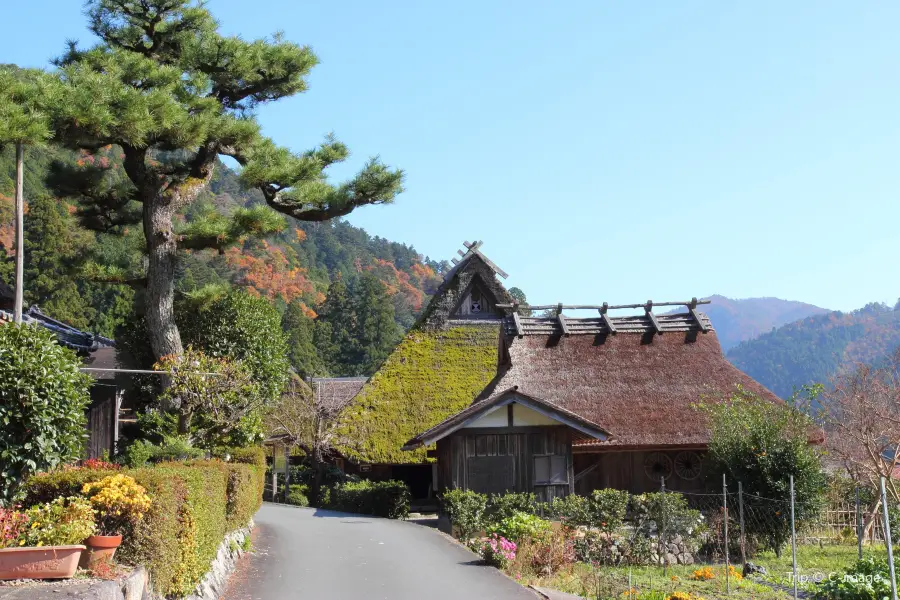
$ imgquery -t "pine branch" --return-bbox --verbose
[176,205,286,252]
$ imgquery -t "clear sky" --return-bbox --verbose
[3,1,898,312]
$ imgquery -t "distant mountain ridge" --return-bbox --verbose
[726,302,900,398]
[694,294,830,352]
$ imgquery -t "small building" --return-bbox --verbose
[403,301,788,499]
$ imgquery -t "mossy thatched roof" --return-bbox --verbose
[335,324,501,463]
[335,248,512,464]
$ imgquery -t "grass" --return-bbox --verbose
[516,543,893,599]
[519,563,787,600]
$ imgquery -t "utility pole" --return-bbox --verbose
[14,142,25,323]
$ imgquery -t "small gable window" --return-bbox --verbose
[534,455,568,485]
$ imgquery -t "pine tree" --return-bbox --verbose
[44,0,403,360]
[350,273,402,375]
[282,299,328,379]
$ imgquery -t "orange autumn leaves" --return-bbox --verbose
[225,241,321,316]
[225,236,439,320]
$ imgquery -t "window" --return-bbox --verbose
[534,455,567,485]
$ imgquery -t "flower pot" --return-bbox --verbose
[80,535,123,569]
[0,545,85,580]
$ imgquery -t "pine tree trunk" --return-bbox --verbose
[143,196,183,360]
[13,143,25,324]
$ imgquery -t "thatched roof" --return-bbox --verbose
[335,244,512,464]
[479,311,784,450]
[406,308,785,452]
[309,377,368,405]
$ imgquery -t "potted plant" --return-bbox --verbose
[81,474,151,567]
[0,497,95,580]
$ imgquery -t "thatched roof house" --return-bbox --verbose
[334,241,790,500]
[335,242,513,494]
[404,302,788,498]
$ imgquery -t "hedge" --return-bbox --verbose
[327,480,411,519]
[24,454,263,597]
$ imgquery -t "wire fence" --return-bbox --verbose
[637,476,900,600]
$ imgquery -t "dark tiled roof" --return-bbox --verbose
[0,306,115,352]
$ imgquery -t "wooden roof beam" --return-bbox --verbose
[645,300,662,335]
[688,297,710,333]
[557,309,570,336]
[599,302,617,334]
[496,299,711,310]
[512,310,525,337]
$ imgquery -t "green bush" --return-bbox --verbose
[816,557,893,600]
[327,480,410,519]
[0,324,93,503]
[23,458,263,597]
[702,386,825,555]
[546,489,629,532]
[287,485,310,507]
[441,489,487,540]
[630,492,704,551]
[486,510,551,543]
[486,492,537,524]
[122,438,206,467]
[179,290,289,406]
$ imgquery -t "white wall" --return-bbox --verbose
[460,398,563,428]
[513,402,560,426]
[462,405,508,428]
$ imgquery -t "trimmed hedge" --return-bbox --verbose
[327,480,411,519]
[24,454,263,597]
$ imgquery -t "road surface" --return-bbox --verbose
[221,503,537,600]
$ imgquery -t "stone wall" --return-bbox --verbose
[183,521,253,600]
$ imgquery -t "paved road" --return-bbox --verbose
[221,503,537,600]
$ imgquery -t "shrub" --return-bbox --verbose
[588,489,629,532]
[630,492,705,552]
[287,486,310,507]
[701,386,826,556]
[22,459,263,597]
[511,523,576,577]
[20,496,96,546]
[83,474,152,535]
[487,511,551,543]
[816,557,893,600]
[486,492,537,524]
[547,489,629,531]
[0,324,93,503]
[479,533,517,568]
[121,437,206,468]
[178,290,289,407]
[327,480,410,519]
[0,508,28,548]
[441,489,487,540]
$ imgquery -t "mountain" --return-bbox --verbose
[726,302,900,398]
[698,294,830,351]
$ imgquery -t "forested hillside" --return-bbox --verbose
[726,301,900,398]
[695,294,829,351]
[1,145,446,377]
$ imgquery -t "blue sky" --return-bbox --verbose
[3,1,899,312]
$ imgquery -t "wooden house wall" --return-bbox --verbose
[573,450,707,495]
[85,385,120,459]
[436,426,573,501]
